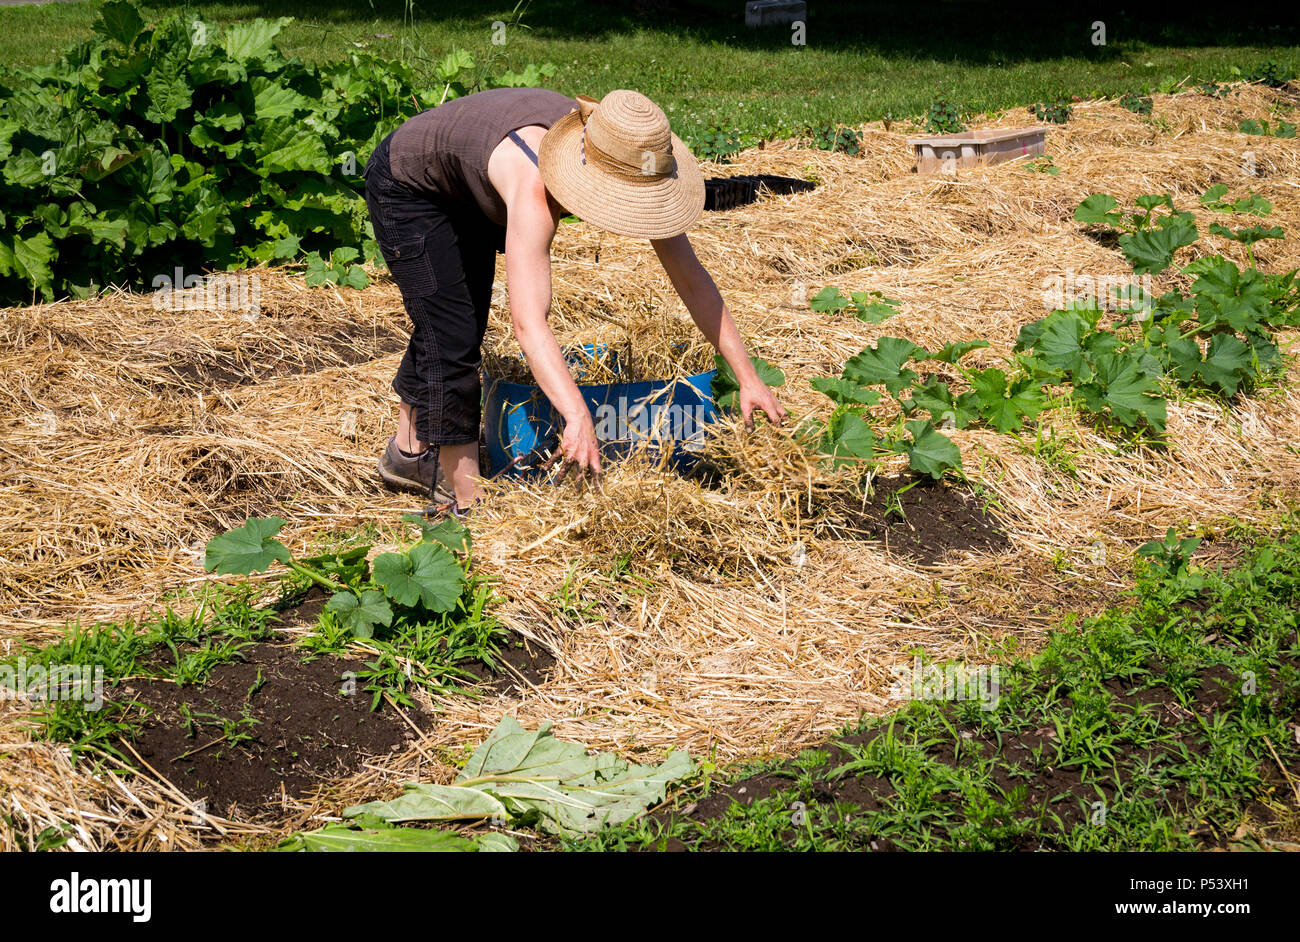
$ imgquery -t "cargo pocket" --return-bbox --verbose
[382,233,437,300]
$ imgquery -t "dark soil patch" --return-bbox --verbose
[459,636,558,696]
[161,326,407,392]
[657,731,898,852]
[1080,228,1122,251]
[275,586,557,697]
[116,644,411,819]
[1191,539,1249,569]
[273,585,333,630]
[819,475,1010,565]
[110,582,561,817]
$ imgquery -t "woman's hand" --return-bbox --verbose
[739,381,788,430]
[558,410,603,477]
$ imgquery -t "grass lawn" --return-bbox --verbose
[1,1,1297,141]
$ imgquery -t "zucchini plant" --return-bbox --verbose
[806,187,1297,460]
[810,285,900,323]
[1073,192,1200,275]
[204,514,472,640]
[803,334,992,480]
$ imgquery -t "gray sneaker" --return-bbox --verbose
[378,437,455,503]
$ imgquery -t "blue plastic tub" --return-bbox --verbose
[482,351,718,477]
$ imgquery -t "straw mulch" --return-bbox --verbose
[2,84,1298,849]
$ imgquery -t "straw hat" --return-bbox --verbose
[538,90,705,240]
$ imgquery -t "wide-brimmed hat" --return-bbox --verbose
[538,90,704,240]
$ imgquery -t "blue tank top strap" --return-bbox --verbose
[507,129,540,166]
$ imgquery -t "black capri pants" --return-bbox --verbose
[363,133,504,446]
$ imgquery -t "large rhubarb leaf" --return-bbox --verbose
[343,717,695,837]
[345,783,507,823]
[279,824,478,852]
[223,16,292,63]
[94,0,146,47]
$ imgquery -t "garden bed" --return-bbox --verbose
[818,476,1010,565]
[2,79,1299,851]
[119,644,408,819]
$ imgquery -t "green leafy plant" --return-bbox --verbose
[1198,184,1272,218]
[0,2,554,304]
[1244,60,1294,89]
[1018,188,1296,434]
[960,367,1051,434]
[691,126,746,162]
[923,100,965,135]
[303,247,369,289]
[204,516,468,639]
[809,123,863,156]
[1024,155,1059,175]
[1073,192,1199,275]
[817,408,879,468]
[1239,118,1297,139]
[804,184,1294,463]
[1119,93,1153,115]
[1136,526,1202,578]
[810,285,900,323]
[1016,304,1166,434]
[1029,97,1072,124]
[805,336,1005,480]
[902,419,962,478]
[1154,75,1184,96]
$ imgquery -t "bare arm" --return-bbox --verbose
[652,234,787,426]
[490,127,602,471]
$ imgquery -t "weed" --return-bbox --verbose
[923,100,965,135]
[1029,97,1073,123]
[1239,118,1297,138]
[1245,60,1294,88]
[691,127,746,162]
[1136,526,1202,579]
[1024,155,1059,175]
[809,123,863,155]
[1119,92,1153,114]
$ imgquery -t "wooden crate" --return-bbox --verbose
[907,128,1047,175]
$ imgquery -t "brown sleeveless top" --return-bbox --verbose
[389,87,577,227]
